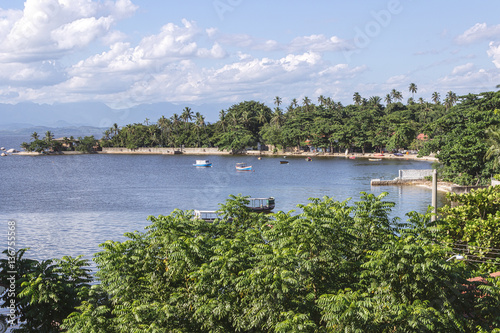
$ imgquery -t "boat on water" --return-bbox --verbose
[348,156,356,159]
[236,163,252,171]
[246,197,275,213]
[305,157,312,161]
[369,158,382,161]
[280,160,289,164]
[193,210,223,222]
[193,159,212,167]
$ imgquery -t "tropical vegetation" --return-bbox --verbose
[20,88,500,185]
[1,189,500,332]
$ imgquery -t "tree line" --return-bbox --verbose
[21,131,97,154]
[20,87,500,185]
[2,188,500,332]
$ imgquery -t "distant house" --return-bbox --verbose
[467,271,500,283]
[53,137,78,149]
[416,133,429,141]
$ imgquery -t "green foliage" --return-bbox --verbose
[438,186,500,273]
[75,135,97,153]
[7,192,500,332]
[421,91,500,185]
[0,250,92,332]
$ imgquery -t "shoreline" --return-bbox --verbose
[11,148,438,162]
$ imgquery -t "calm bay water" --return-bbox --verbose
[0,145,445,263]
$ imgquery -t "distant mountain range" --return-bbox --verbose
[0,101,229,132]
[0,125,107,138]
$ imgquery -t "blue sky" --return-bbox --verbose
[0,0,499,123]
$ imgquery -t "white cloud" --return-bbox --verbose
[214,32,350,54]
[437,68,499,91]
[456,23,500,44]
[451,63,475,75]
[0,0,136,62]
[289,34,350,53]
[488,41,500,68]
[52,16,113,49]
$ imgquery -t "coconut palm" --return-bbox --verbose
[31,132,39,141]
[446,91,457,106]
[432,92,440,105]
[353,92,362,106]
[270,107,284,128]
[256,108,268,125]
[218,110,227,132]
[369,96,382,107]
[44,131,54,145]
[194,112,206,147]
[181,107,193,123]
[408,83,417,98]
[384,94,392,105]
[318,95,327,106]
[390,89,403,102]
[274,96,282,108]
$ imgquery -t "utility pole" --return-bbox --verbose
[431,169,437,221]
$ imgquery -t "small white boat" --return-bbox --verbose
[193,159,212,167]
[369,158,382,161]
[193,210,222,222]
[236,163,252,171]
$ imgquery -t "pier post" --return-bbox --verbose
[431,169,437,221]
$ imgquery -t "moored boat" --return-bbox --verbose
[369,158,382,161]
[280,160,289,164]
[236,163,252,171]
[305,157,312,161]
[193,210,229,222]
[193,159,212,167]
[246,197,275,213]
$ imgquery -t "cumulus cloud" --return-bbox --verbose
[0,0,137,62]
[456,23,500,44]
[213,32,349,54]
[451,63,475,75]
[488,41,500,68]
[289,34,350,53]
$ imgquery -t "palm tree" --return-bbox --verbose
[218,110,227,132]
[384,94,392,105]
[274,96,282,108]
[485,126,500,169]
[270,107,284,128]
[318,95,326,106]
[31,132,39,141]
[446,91,457,106]
[44,131,54,144]
[432,92,441,105]
[302,96,311,111]
[353,92,362,106]
[171,113,181,145]
[256,108,268,125]
[181,107,193,123]
[408,83,417,98]
[194,112,205,147]
[369,96,382,107]
[390,89,403,102]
